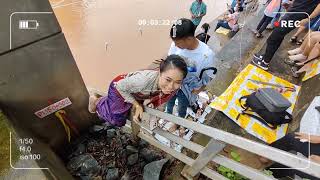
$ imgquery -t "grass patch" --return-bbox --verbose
[0,111,19,176]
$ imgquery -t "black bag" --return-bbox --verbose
[236,92,292,129]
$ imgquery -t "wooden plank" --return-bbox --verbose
[213,155,276,180]
[130,108,140,142]
[131,120,140,142]
[153,127,204,154]
[154,127,275,179]
[201,167,228,180]
[182,138,225,177]
[138,132,227,180]
[144,107,320,178]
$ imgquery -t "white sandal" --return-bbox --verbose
[289,54,307,61]
[287,48,302,55]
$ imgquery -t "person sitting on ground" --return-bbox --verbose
[215,7,240,32]
[291,42,320,77]
[260,101,320,179]
[166,18,215,135]
[290,12,320,45]
[286,31,320,64]
[260,132,320,179]
[251,0,319,71]
[88,55,188,126]
[196,23,211,44]
[190,0,207,28]
[253,0,289,38]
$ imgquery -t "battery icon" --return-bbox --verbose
[19,20,39,29]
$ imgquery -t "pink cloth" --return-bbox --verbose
[264,0,282,17]
[227,12,240,31]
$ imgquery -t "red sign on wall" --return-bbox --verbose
[34,98,72,118]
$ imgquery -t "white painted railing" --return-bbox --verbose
[88,88,320,179]
[129,106,320,180]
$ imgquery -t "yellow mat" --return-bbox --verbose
[215,27,230,35]
[210,64,301,144]
[302,59,320,82]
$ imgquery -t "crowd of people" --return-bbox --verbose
[88,0,320,179]
[252,0,320,72]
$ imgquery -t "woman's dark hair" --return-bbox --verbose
[201,23,210,34]
[170,18,196,40]
[160,55,188,78]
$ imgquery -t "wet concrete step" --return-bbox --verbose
[206,4,270,97]
[205,0,263,53]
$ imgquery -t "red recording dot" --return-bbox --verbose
[274,21,280,27]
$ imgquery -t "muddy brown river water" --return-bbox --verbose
[50,0,228,90]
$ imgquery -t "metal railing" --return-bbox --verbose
[128,106,320,180]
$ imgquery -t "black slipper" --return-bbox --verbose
[296,39,304,45]
[289,36,297,43]
[256,33,263,38]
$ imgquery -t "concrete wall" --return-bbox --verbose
[0,0,97,179]
[0,0,61,54]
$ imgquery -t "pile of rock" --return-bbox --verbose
[66,123,165,180]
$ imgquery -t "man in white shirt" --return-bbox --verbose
[166,18,215,132]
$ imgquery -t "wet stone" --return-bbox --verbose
[140,160,147,169]
[139,139,149,148]
[115,137,122,147]
[107,129,116,138]
[143,159,169,180]
[126,145,138,155]
[121,135,127,143]
[120,171,130,180]
[127,153,139,166]
[67,123,164,179]
[91,125,104,132]
[119,149,127,159]
[116,129,121,137]
[106,160,116,168]
[87,140,98,148]
[140,148,160,163]
[105,168,119,180]
[101,166,108,175]
[67,154,101,176]
[102,122,113,130]
[74,143,86,156]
